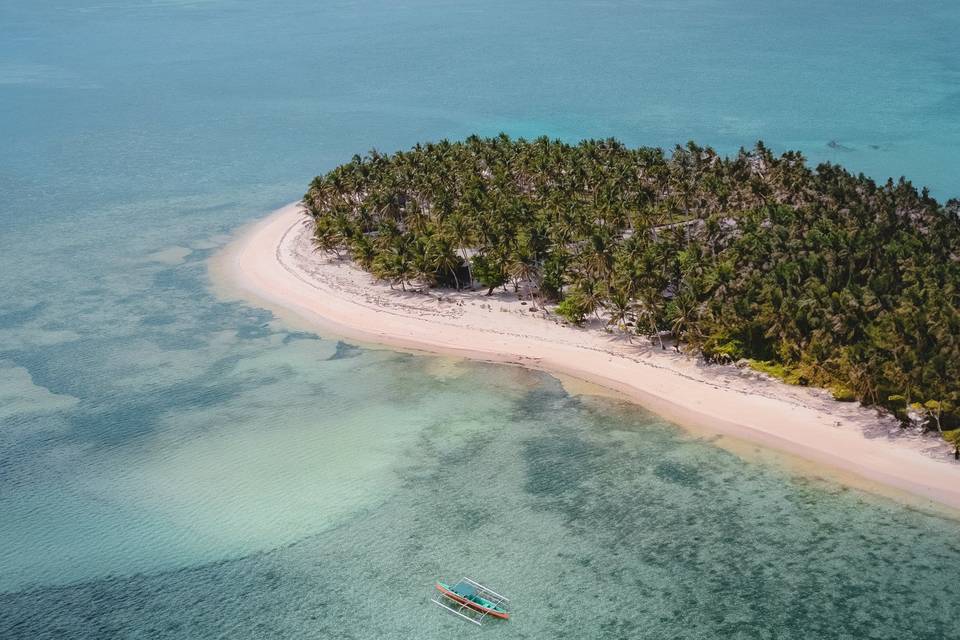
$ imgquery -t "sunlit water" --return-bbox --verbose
[1,1,959,638]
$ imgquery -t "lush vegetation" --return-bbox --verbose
[304,135,960,436]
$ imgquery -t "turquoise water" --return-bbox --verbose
[1,1,958,637]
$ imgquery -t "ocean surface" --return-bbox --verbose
[1,1,959,638]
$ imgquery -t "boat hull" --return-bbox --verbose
[434,583,509,619]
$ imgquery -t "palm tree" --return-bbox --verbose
[635,290,666,350]
[669,287,702,350]
[605,287,634,334]
[312,217,344,258]
[428,236,463,290]
[445,212,476,289]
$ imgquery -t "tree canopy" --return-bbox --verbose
[303,134,960,434]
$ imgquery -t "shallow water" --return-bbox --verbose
[1,1,959,638]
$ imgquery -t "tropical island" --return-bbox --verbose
[304,135,960,446]
[214,135,960,509]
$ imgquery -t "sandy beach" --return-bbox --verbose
[211,203,960,511]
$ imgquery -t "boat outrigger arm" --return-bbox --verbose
[431,577,510,625]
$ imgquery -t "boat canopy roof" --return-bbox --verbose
[451,582,476,598]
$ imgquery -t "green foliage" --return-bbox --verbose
[540,250,570,301]
[924,399,952,413]
[749,360,795,382]
[830,386,857,402]
[701,335,744,364]
[471,252,508,294]
[304,134,960,426]
[555,291,592,325]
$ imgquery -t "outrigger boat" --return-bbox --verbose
[432,577,509,625]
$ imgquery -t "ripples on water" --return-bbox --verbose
[3,361,960,638]
[2,0,959,638]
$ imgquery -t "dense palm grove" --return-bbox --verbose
[304,135,960,439]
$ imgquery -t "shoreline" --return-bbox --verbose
[210,203,960,513]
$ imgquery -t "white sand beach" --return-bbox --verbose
[211,203,960,511]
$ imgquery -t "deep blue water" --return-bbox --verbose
[1,1,959,638]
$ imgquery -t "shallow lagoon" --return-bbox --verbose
[4,351,960,638]
[2,1,959,637]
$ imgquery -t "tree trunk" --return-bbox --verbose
[460,245,474,290]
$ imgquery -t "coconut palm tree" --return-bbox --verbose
[427,236,463,290]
